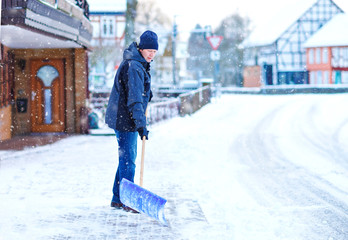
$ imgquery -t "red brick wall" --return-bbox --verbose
[306,47,332,84]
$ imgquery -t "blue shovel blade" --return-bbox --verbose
[120,178,168,225]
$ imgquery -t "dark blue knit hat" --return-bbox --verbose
[139,30,158,50]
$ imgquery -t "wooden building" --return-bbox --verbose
[0,0,93,141]
[304,13,348,84]
[242,0,343,86]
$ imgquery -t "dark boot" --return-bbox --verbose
[122,205,139,214]
[111,202,123,209]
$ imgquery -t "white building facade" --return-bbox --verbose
[88,0,126,93]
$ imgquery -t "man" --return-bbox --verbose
[105,30,158,213]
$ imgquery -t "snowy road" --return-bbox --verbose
[0,94,348,239]
[226,95,348,239]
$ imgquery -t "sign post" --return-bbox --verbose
[207,36,223,84]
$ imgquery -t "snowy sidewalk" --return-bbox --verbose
[0,134,210,240]
[1,94,348,239]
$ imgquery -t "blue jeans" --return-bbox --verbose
[112,130,138,204]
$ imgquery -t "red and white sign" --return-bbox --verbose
[207,36,223,50]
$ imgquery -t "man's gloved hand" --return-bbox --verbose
[137,127,149,140]
[149,90,153,102]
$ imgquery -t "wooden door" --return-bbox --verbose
[30,59,65,132]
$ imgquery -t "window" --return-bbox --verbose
[317,71,322,84]
[322,48,328,64]
[103,19,107,36]
[316,48,321,64]
[109,19,114,35]
[342,71,348,84]
[323,71,329,84]
[310,71,316,84]
[36,66,59,124]
[344,48,348,68]
[101,16,115,37]
[332,47,339,67]
[331,47,348,68]
[309,49,314,64]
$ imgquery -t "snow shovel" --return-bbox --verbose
[119,135,168,225]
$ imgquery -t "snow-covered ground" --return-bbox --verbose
[0,94,348,239]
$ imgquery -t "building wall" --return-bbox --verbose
[11,48,88,136]
[243,0,343,85]
[0,106,12,141]
[0,44,14,141]
[89,13,125,92]
[306,47,332,84]
[306,46,348,84]
[74,48,89,133]
[243,66,261,87]
[244,45,277,85]
[90,14,126,47]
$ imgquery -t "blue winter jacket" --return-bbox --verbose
[105,42,152,132]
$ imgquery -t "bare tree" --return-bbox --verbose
[215,12,251,86]
[187,24,213,80]
[125,0,138,47]
[136,0,171,30]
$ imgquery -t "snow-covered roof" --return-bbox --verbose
[241,0,317,48]
[88,0,126,12]
[303,13,348,48]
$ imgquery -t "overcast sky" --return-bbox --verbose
[157,0,348,32]
[88,0,348,41]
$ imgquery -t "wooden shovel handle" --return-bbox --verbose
[140,136,146,187]
[139,108,148,187]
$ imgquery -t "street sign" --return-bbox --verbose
[207,36,223,50]
[210,50,221,61]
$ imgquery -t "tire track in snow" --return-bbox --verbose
[296,98,348,171]
[231,95,348,239]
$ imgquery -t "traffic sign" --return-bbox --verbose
[207,36,223,50]
[210,50,221,61]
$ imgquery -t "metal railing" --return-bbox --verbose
[148,85,212,125]
[87,85,213,130]
[147,99,180,125]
